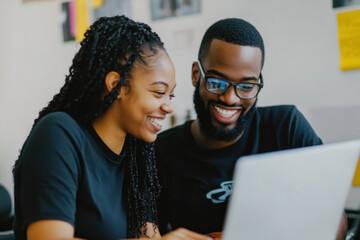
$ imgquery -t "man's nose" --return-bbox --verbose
[219,86,239,105]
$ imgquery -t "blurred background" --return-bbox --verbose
[1,0,360,212]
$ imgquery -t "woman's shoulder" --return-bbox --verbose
[17,112,86,176]
[35,112,82,131]
[37,111,78,126]
[31,112,86,142]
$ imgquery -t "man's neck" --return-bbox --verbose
[190,119,243,150]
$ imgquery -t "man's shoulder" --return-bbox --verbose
[254,104,311,130]
[158,120,192,141]
[257,105,298,114]
[255,105,322,146]
[155,121,193,160]
[256,105,302,121]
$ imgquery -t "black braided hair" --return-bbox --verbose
[198,18,265,69]
[14,15,163,238]
[34,15,164,126]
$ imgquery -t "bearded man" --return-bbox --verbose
[155,18,347,240]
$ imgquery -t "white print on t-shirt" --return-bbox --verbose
[206,181,233,203]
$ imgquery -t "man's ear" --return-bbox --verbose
[104,71,121,94]
[191,61,200,87]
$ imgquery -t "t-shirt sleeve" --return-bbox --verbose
[17,115,81,230]
[287,106,323,147]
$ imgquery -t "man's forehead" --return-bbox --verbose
[205,40,262,70]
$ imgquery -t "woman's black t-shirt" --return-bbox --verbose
[14,112,128,240]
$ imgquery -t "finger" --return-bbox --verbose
[174,228,213,240]
[205,232,223,239]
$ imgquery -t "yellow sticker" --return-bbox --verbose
[337,9,360,70]
[75,0,89,42]
[92,0,104,8]
[353,157,360,186]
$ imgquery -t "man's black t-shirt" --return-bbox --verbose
[155,105,322,234]
[14,112,128,240]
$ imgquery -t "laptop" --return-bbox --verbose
[222,140,360,240]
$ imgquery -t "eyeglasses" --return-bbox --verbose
[197,60,264,100]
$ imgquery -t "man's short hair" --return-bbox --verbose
[198,18,265,68]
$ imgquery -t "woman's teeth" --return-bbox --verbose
[149,117,163,127]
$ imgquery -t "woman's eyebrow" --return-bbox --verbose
[151,81,169,87]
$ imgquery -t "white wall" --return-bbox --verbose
[0,0,79,198]
[1,0,360,209]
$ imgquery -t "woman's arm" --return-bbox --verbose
[139,223,212,240]
[28,220,212,240]
[155,228,213,240]
[143,222,161,238]
[27,220,83,240]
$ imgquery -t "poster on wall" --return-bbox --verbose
[353,157,360,186]
[61,0,131,42]
[23,0,54,2]
[93,0,131,21]
[60,0,89,42]
[337,9,360,70]
[333,0,360,8]
[151,0,201,21]
[61,1,75,42]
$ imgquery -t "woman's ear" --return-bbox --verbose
[104,71,121,94]
[191,61,200,87]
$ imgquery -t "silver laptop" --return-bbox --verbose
[223,140,360,240]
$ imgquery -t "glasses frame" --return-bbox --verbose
[196,60,264,100]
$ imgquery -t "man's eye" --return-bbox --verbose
[155,92,165,95]
[208,79,228,91]
[238,83,255,92]
[170,94,175,100]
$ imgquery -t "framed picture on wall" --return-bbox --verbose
[23,0,54,2]
[93,0,131,21]
[61,1,75,42]
[333,0,360,8]
[60,0,131,42]
[151,0,201,21]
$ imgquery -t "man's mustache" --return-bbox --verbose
[207,100,244,108]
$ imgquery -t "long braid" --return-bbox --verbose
[14,15,163,238]
[142,141,161,235]
[127,136,141,237]
[126,136,161,238]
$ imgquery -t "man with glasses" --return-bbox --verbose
[155,18,347,239]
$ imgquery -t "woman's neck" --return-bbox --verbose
[92,113,126,155]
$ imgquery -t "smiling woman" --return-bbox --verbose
[12,15,210,240]
[109,51,176,143]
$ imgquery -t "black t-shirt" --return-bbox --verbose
[155,105,323,234]
[14,112,128,240]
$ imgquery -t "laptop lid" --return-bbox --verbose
[222,140,360,240]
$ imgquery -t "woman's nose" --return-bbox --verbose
[161,99,174,114]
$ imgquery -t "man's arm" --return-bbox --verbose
[336,211,348,240]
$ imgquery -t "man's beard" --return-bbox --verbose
[193,80,256,142]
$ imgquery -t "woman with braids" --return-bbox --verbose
[13,16,211,240]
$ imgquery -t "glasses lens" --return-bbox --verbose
[236,83,260,99]
[206,78,229,94]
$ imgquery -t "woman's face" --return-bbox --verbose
[116,50,176,142]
